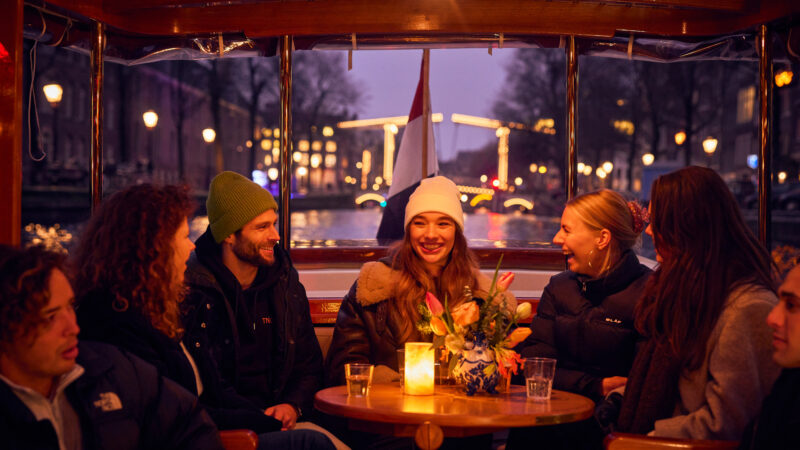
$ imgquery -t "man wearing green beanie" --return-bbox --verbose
[183,171,324,434]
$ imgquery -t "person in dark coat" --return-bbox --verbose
[740,264,800,450]
[72,184,333,450]
[182,172,326,435]
[0,244,222,450]
[508,189,652,450]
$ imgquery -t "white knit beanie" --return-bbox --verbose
[404,176,464,230]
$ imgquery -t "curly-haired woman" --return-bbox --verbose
[73,184,333,450]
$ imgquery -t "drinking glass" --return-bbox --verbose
[524,357,556,402]
[345,363,374,397]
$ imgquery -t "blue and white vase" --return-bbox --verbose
[453,332,500,396]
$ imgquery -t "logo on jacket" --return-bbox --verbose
[604,317,623,324]
[93,392,123,412]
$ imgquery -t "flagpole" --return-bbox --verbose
[421,49,430,179]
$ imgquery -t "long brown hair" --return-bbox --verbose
[636,166,775,371]
[388,224,479,342]
[73,184,193,340]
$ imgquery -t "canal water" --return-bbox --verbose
[29,208,658,258]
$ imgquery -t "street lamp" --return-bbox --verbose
[43,83,63,161]
[142,110,158,174]
[642,153,655,166]
[602,161,614,173]
[674,131,686,146]
[702,136,718,167]
[202,128,216,185]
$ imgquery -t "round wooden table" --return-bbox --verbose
[315,383,594,444]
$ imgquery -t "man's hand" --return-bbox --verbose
[264,403,299,430]
[601,376,627,396]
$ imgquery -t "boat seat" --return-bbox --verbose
[219,430,258,450]
[604,432,738,450]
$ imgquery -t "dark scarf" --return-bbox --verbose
[616,338,682,433]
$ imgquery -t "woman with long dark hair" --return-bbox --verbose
[617,166,780,440]
[73,184,333,450]
[324,176,516,386]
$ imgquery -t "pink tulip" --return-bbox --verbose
[430,316,448,336]
[496,272,515,292]
[425,292,444,316]
[451,301,480,326]
[506,327,532,347]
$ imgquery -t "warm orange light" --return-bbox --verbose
[702,137,718,155]
[776,70,794,87]
[674,131,686,146]
[404,342,434,395]
[142,110,158,129]
[202,128,216,143]
[42,83,63,105]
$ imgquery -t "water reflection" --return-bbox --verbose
[188,210,561,249]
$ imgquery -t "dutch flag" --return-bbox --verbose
[376,54,439,244]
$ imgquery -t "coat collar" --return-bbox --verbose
[572,250,648,303]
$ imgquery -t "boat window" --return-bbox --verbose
[18,43,799,264]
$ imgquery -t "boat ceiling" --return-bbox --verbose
[24,0,800,63]
[34,0,796,38]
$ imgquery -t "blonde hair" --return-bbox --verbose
[567,190,642,272]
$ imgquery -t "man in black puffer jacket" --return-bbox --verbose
[184,172,323,431]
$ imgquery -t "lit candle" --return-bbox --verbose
[404,342,434,395]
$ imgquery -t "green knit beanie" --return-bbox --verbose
[207,171,278,243]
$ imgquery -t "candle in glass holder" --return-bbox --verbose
[404,342,434,395]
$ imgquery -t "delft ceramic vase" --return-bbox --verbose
[453,332,500,396]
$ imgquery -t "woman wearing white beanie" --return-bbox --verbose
[325,176,516,384]
[324,175,515,447]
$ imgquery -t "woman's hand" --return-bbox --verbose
[601,376,627,396]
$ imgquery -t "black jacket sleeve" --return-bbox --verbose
[109,346,223,450]
[323,281,374,387]
[519,284,603,399]
[276,269,325,416]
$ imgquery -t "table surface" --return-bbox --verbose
[314,383,595,435]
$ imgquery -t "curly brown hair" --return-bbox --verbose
[0,245,66,348]
[72,184,193,340]
[388,225,479,342]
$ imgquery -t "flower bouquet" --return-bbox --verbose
[417,258,533,395]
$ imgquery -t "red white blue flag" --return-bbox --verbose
[376,56,438,244]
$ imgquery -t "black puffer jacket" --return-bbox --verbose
[324,260,515,387]
[184,229,323,416]
[77,291,282,434]
[518,250,651,402]
[0,341,221,450]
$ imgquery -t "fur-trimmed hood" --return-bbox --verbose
[354,260,517,311]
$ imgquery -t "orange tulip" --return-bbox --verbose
[430,316,448,336]
[506,327,532,347]
[451,301,480,326]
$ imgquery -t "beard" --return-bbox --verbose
[232,235,277,267]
